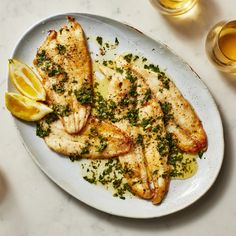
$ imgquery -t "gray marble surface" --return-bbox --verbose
[0,0,236,235]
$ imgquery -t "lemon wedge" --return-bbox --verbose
[5,92,52,121]
[9,59,46,101]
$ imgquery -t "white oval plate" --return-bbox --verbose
[9,13,224,218]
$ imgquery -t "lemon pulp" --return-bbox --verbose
[9,59,46,101]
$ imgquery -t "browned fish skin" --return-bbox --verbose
[43,116,132,159]
[132,65,207,154]
[34,17,92,134]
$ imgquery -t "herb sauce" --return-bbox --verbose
[80,159,133,199]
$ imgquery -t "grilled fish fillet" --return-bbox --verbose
[34,16,92,134]
[100,63,170,203]
[131,64,207,154]
[43,116,132,159]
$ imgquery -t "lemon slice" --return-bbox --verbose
[5,92,52,121]
[9,59,46,101]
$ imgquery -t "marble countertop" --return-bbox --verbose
[0,0,236,235]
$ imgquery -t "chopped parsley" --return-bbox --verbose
[126,70,137,83]
[144,63,160,73]
[140,117,153,130]
[152,124,161,133]
[102,60,108,66]
[124,53,133,63]
[94,92,117,122]
[97,136,108,152]
[83,174,97,184]
[36,123,50,138]
[133,55,139,61]
[75,86,93,105]
[44,111,59,124]
[36,50,69,79]
[35,50,48,67]
[96,36,103,46]
[81,144,90,155]
[198,150,205,159]
[166,134,190,178]
[125,108,139,126]
[52,82,65,94]
[123,165,134,177]
[56,44,66,55]
[158,72,170,90]
[52,104,71,117]
[160,102,173,124]
[142,88,152,104]
[142,57,147,62]
[157,137,169,156]
[115,37,119,45]
[89,127,99,137]
[136,134,143,146]
[69,154,82,162]
[129,83,138,97]
[48,66,63,77]
[81,159,132,199]
[144,63,170,89]
[116,67,124,74]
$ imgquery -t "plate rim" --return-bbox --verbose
[8,12,225,219]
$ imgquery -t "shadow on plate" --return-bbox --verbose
[150,0,220,39]
[0,170,8,204]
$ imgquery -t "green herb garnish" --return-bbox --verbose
[97,136,108,152]
[52,83,65,94]
[125,108,139,126]
[142,88,152,104]
[160,102,173,124]
[36,123,50,138]
[52,104,71,117]
[96,36,103,46]
[75,86,93,105]
[115,37,119,45]
[198,151,204,159]
[136,134,143,146]
[124,53,133,63]
[56,44,66,55]
[36,50,48,66]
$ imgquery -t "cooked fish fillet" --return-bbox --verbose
[43,116,132,159]
[100,65,152,199]
[34,16,92,134]
[132,64,207,154]
[100,64,170,203]
[135,73,170,204]
[114,121,153,200]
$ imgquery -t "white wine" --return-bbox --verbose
[152,0,197,16]
[206,20,236,73]
[218,27,236,61]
